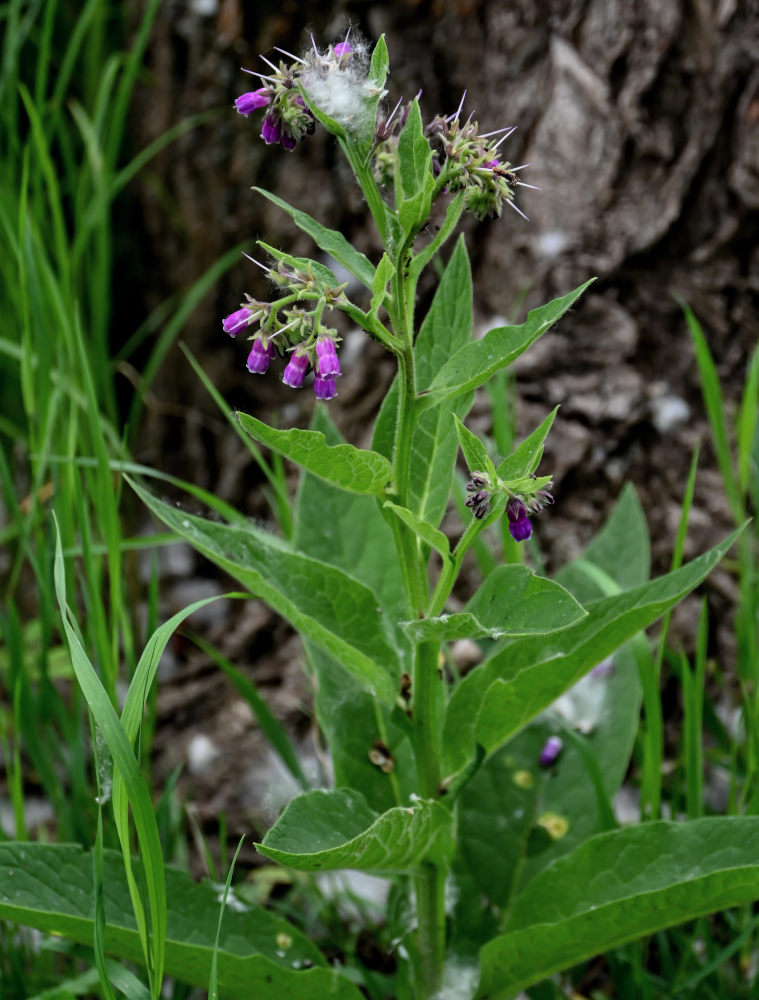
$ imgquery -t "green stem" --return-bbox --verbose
[414,863,446,997]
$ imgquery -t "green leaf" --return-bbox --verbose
[0,843,363,1000]
[361,35,390,150]
[556,484,650,599]
[384,502,450,558]
[442,526,744,778]
[407,236,475,525]
[368,35,389,92]
[415,236,472,391]
[403,566,585,643]
[421,280,595,406]
[371,252,394,316]
[53,525,167,991]
[683,302,743,521]
[258,789,453,873]
[128,478,400,702]
[476,818,759,999]
[454,415,491,476]
[252,189,375,290]
[397,99,432,199]
[410,193,465,281]
[256,241,338,291]
[293,410,414,814]
[459,727,552,909]
[236,413,394,496]
[496,407,559,480]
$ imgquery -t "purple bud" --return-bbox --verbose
[333,41,352,57]
[280,132,297,152]
[484,159,500,169]
[507,498,532,542]
[314,376,337,400]
[222,308,250,337]
[246,339,273,374]
[282,350,309,388]
[261,115,282,145]
[539,736,563,768]
[466,472,489,491]
[235,89,271,116]
[315,337,341,378]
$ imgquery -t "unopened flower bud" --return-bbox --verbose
[466,472,489,491]
[282,349,310,388]
[333,41,352,57]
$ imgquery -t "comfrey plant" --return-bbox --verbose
[128,34,753,1000]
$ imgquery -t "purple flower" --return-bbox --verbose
[261,115,282,145]
[280,132,297,152]
[235,89,271,116]
[539,736,564,768]
[246,339,273,374]
[282,350,309,388]
[333,41,352,57]
[507,498,532,542]
[222,308,250,337]
[314,376,337,400]
[315,337,341,378]
[484,158,500,169]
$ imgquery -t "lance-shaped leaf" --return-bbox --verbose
[420,280,595,407]
[237,413,394,496]
[496,407,559,480]
[129,478,399,701]
[454,415,493,479]
[293,411,414,813]
[404,566,585,642]
[397,99,432,199]
[476,818,759,999]
[384,501,450,559]
[258,789,454,872]
[252,189,375,290]
[0,843,364,1000]
[406,236,475,524]
[442,526,744,777]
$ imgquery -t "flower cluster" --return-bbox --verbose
[425,96,537,220]
[465,470,554,542]
[223,259,345,400]
[234,32,378,152]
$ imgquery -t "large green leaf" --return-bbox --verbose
[293,410,414,812]
[403,566,585,642]
[129,478,399,702]
[252,188,375,290]
[408,236,475,525]
[476,818,759,999]
[258,789,453,872]
[236,413,394,496]
[442,527,743,777]
[0,843,362,1000]
[556,483,650,598]
[420,280,595,406]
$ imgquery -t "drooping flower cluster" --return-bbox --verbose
[222,256,346,400]
[465,470,554,542]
